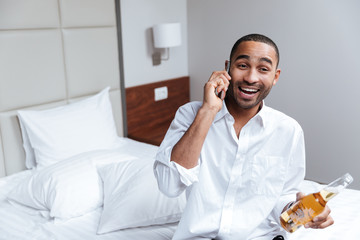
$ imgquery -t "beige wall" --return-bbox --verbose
[187,0,360,189]
[120,0,188,88]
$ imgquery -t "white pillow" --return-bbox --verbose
[97,158,186,234]
[18,117,36,169]
[7,149,134,221]
[17,87,122,169]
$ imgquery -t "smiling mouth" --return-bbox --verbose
[239,87,260,95]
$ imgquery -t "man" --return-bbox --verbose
[154,34,333,239]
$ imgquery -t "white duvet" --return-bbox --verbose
[0,138,359,240]
[0,138,179,240]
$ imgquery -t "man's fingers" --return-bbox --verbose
[208,71,230,97]
[223,67,231,79]
[209,70,231,84]
[305,216,334,229]
[313,206,331,222]
[305,206,334,229]
[202,68,231,111]
[317,216,334,229]
[213,74,230,88]
[204,69,231,105]
[296,192,306,201]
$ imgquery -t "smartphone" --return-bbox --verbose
[226,61,231,74]
[215,61,230,99]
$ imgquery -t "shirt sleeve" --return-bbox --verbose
[271,127,306,225]
[153,102,201,198]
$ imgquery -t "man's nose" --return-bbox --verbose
[244,68,259,84]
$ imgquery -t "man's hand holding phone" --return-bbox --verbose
[203,61,231,113]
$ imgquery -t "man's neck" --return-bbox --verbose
[225,97,262,137]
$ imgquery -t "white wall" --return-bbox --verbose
[187,0,360,189]
[120,0,188,88]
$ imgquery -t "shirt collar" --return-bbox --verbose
[214,100,267,128]
[255,101,267,128]
[213,100,231,123]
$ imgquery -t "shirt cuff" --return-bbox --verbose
[156,145,200,187]
[172,161,200,186]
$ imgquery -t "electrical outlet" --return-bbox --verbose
[154,86,168,101]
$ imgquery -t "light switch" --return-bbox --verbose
[154,86,168,101]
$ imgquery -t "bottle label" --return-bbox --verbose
[289,207,315,224]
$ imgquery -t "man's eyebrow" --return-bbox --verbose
[234,55,273,66]
[260,57,273,66]
[234,55,250,61]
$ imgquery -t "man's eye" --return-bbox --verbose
[238,64,247,69]
[260,67,269,72]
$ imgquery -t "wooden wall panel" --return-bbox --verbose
[126,76,189,146]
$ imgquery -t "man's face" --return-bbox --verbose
[227,41,280,110]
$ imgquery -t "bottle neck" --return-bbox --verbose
[319,188,338,202]
[320,173,353,202]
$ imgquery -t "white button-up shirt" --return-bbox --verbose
[154,101,305,240]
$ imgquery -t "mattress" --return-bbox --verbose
[0,138,178,240]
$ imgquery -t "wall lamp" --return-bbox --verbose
[152,22,181,66]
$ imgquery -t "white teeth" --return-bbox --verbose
[242,88,258,92]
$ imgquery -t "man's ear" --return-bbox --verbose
[273,68,281,86]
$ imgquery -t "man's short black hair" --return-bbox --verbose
[230,33,280,68]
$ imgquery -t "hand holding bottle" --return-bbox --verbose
[295,192,333,229]
[280,173,353,233]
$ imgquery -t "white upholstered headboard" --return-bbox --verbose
[0,0,124,176]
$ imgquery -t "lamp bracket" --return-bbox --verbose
[152,48,170,66]
[152,52,161,66]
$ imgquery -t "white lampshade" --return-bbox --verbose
[153,23,181,48]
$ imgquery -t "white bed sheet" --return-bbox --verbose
[1,138,359,240]
[0,138,178,240]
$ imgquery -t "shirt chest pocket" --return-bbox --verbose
[249,155,286,196]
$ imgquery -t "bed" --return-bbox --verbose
[0,0,359,240]
[0,137,181,240]
[0,136,359,240]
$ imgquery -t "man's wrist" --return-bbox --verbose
[199,104,220,117]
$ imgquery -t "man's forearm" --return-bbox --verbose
[171,106,217,169]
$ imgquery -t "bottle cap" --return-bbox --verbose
[344,173,353,185]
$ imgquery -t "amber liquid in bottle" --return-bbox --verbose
[280,173,353,233]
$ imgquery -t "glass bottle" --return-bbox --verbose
[280,173,353,233]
